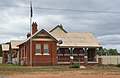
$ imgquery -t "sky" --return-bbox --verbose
[0,0,120,52]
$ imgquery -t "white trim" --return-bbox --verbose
[79,54,85,56]
[64,54,70,56]
[88,62,98,63]
[35,53,42,55]
[73,54,78,56]
[33,39,54,41]
[43,53,50,55]
[84,56,88,58]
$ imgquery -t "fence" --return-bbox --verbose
[21,57,98,66]
[100,56,120,65]
[0,57,2,64]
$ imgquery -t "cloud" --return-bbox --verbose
[97,35,120,45]
[97,35,120,52]
[0,0,120,52]
[33,14,65,28]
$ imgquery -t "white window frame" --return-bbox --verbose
[43,44,50,55]
[35,44,42,55]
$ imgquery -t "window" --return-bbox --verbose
[36,44,41,53]
[44,44,49,53]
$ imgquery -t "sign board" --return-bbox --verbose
[70,56,74,60]
[58,40,63,44]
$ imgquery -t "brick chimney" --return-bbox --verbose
[32,22,38,35]
[59,24,63,29]
[27,32,31,38]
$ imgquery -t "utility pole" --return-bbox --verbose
[30,1,33,66]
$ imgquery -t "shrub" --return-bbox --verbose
[69,62,80,68]
[0,52,2,57]
[116,64,120,67]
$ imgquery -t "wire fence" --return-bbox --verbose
[2,57,98,66]
[22,57,97,66]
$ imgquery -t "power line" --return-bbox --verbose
[0,4,120,14]
[35,7,120,13]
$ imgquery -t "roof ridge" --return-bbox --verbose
[68,32,91,33]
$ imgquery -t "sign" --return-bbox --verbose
[58,40,63,44]
[70,56,74,60]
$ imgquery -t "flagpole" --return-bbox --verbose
[30,1,32,66]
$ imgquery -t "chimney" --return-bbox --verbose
[32,22,38,35]
[59,24,63,29]
[27,32,31,38]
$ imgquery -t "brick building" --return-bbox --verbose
[18,22,102,66]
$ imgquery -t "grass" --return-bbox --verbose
[0,64,120,75]
[0,64,75,75]
[0,64,20,66]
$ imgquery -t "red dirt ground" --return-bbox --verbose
[9,71,120,78]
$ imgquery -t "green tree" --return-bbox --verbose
[109,49,118,55]
[97,47,103,56]
[97,48,118,56]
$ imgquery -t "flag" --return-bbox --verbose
[30,1,33,17]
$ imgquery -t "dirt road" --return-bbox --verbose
[8,71,120,78]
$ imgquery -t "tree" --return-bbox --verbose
[97,48,118,56]
[97,47,103,56]
[109,49,118,55]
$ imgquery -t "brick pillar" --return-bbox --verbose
[83,48,88,66]
[2,52,5,63]
[98,56,102,65]
[84,56,88,66]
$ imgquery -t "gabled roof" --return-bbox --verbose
[49,25,67,33]
[19,29,58,46]
[10,40,23,49]
[2,44,10,51]
[48,24,101,48]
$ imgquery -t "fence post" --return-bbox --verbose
[79,58,80,66]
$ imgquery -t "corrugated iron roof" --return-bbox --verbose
[2,44,10,51]
[49,25,67,33]
[51,32,101,48]
[18,24,102,48]
[49,26,101,48]
[10,40,23,49]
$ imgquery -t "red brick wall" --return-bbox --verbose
[32,41,57,66]
[19,40,57,66]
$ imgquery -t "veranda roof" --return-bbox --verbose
[2,44,10,51]
[10,40,23,49]
[49,26,101,48]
